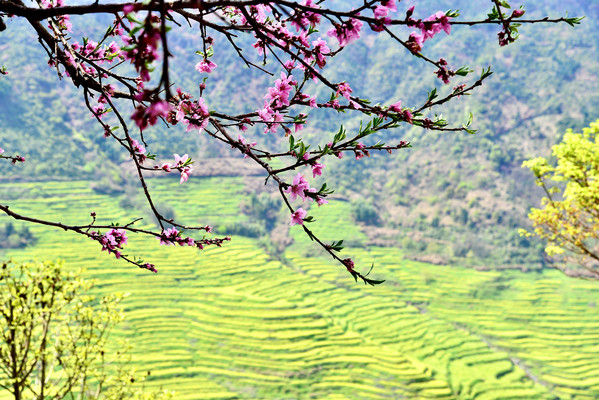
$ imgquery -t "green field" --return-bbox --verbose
[2,178,599,399]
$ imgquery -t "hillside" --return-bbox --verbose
[1,1,598,269]
[2,179,599,399]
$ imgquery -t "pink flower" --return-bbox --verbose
[129,139,147,163]
[406,32,424,53]
[257,107,273,121]
[285,173,311,201]
[148,100,170,120]
[369,17,392,32]
[98,228,128,258]
[241,4,270,24]
[355,143,369,160]
[312,38,330,68]
[141,263,157,273]
[171,154,192,183]
[131,100,170,131]
[264,71,296,108]
[388,101,413,122]
[291,0,321,31]
[113,26,124,36]
[389,101,402,112]
[180,166,192,183]
[158,227,179,246]
[130,139,145,154]
[512,9,525,18]
[175,96,210,134]
[419,11,451,42]
[195,59,217,73]
[123,4,137,14]
[342,258,355,272]
[252,39,266,56]
[290,208,307,226]
[374,5,391,19]
[312,163,325,177]
[0,148,4,154]
[105,228,128,247]
[108,41,121,56]
[174,153,188,166]
[355,143,370,160]
[92,104,105,119]
[327,18,363,47]
[238,134,257,158]
[336,82,353,100]
[382,0,397,12]
[283,60,295,70]
[435,58,453,84]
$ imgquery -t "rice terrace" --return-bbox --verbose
[2,179,599,399]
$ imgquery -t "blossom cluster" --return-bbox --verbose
[157,227,194,246]
[131,98,170,131]
[258,72,297,134]
[129,139,147,163]
[41,0,71,32]
[172,89,210,134]
[154,153,193,184]
[405,8,452,54]
[95,228,128,259]
[122,11,162,82]
[156,226,229,251]
[285,173,328,226]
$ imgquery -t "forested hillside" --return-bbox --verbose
[1,0,598,269]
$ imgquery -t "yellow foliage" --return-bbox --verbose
[523,119,599,275]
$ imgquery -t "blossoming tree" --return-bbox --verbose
[0,0,581,284]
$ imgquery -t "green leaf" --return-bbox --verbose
[455,66,473,76]
[330,240,344,252]
[427,88,438,103]
[363,277,385,286]
[480,66,493,80]
[565,15,585,27]
[446,9,460,18]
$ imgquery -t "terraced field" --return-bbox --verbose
[2,179,599,399]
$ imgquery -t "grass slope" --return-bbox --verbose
[2,178,599,399]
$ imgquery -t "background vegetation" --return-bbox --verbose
[2,179,599,399]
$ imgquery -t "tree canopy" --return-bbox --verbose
[523,120,599,278]
[0,259,172,400]
[0,0,582,283]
